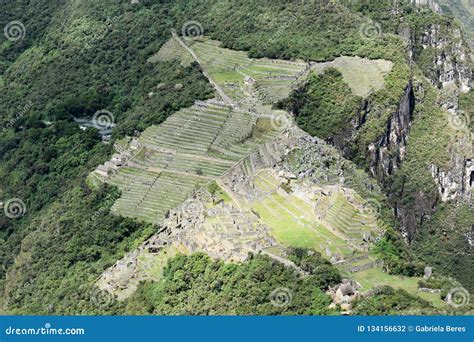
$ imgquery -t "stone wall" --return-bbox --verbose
[348,260,383,273]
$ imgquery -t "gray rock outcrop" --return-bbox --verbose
[368,82,415,182]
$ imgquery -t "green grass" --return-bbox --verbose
[253,171,281,191]
[322,192,378,237]
[253,200,327,249]
[251,190,350,256]
[213,71,244,83]
[248,170,380,260]
[138,245,182,281]
[191,39,307,104]
[324,56,393,97]
[100,99,280,223]
[207,181,232,203]
[350,267,447,308]
[192,38,393,106]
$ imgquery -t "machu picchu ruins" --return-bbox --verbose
[4,0,474,320]
[95,31,430,303]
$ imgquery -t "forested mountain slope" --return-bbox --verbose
[436,0,474,52]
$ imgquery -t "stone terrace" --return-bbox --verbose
[99,99,281,224]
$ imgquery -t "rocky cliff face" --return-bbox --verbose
[419,23,473,203]
[367,82,415,183]
[419,24,472,92]
[400,9,472,93]
[396,18,473,205]
[430,138,473,202]
[421,22,473,203]
[411,0,442,13]
[363,19,473,241]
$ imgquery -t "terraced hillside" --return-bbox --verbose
[251,170,380,248]
[147,37,194,66]
[189,38,392,101]
[98,127,386,299]
[94,33,446,305]
[212,138,446,308]
[159,35,392,106]
[221,165,382,274]
[189,38,309,107]
[95,100,281,224]
[311,56,393,97]
[94,34,329,224]
[98,127,446,309]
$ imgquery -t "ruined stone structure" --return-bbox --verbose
[219,127,305,201]
[95,35,396,300]
[97,189,278,299]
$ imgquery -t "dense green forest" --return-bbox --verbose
[1,0,214,314]
[351,286,433,315]
[126,250,341,315]
[277,68,362,143]
[0,0,472,315]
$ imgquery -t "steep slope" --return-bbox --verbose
[0,1,216,314]
[95,35,447,312]
[437,0,474,54]
[1,0,471,315]
[282,0,474,290]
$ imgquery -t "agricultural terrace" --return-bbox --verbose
[209,176,447,307]
[215,169,382,273]
[311,56,393,97]
[96,34,395,264]
[188,38,309,107]
[103,101,281,224]
[175,37,392,106]
[147,37,194,66]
